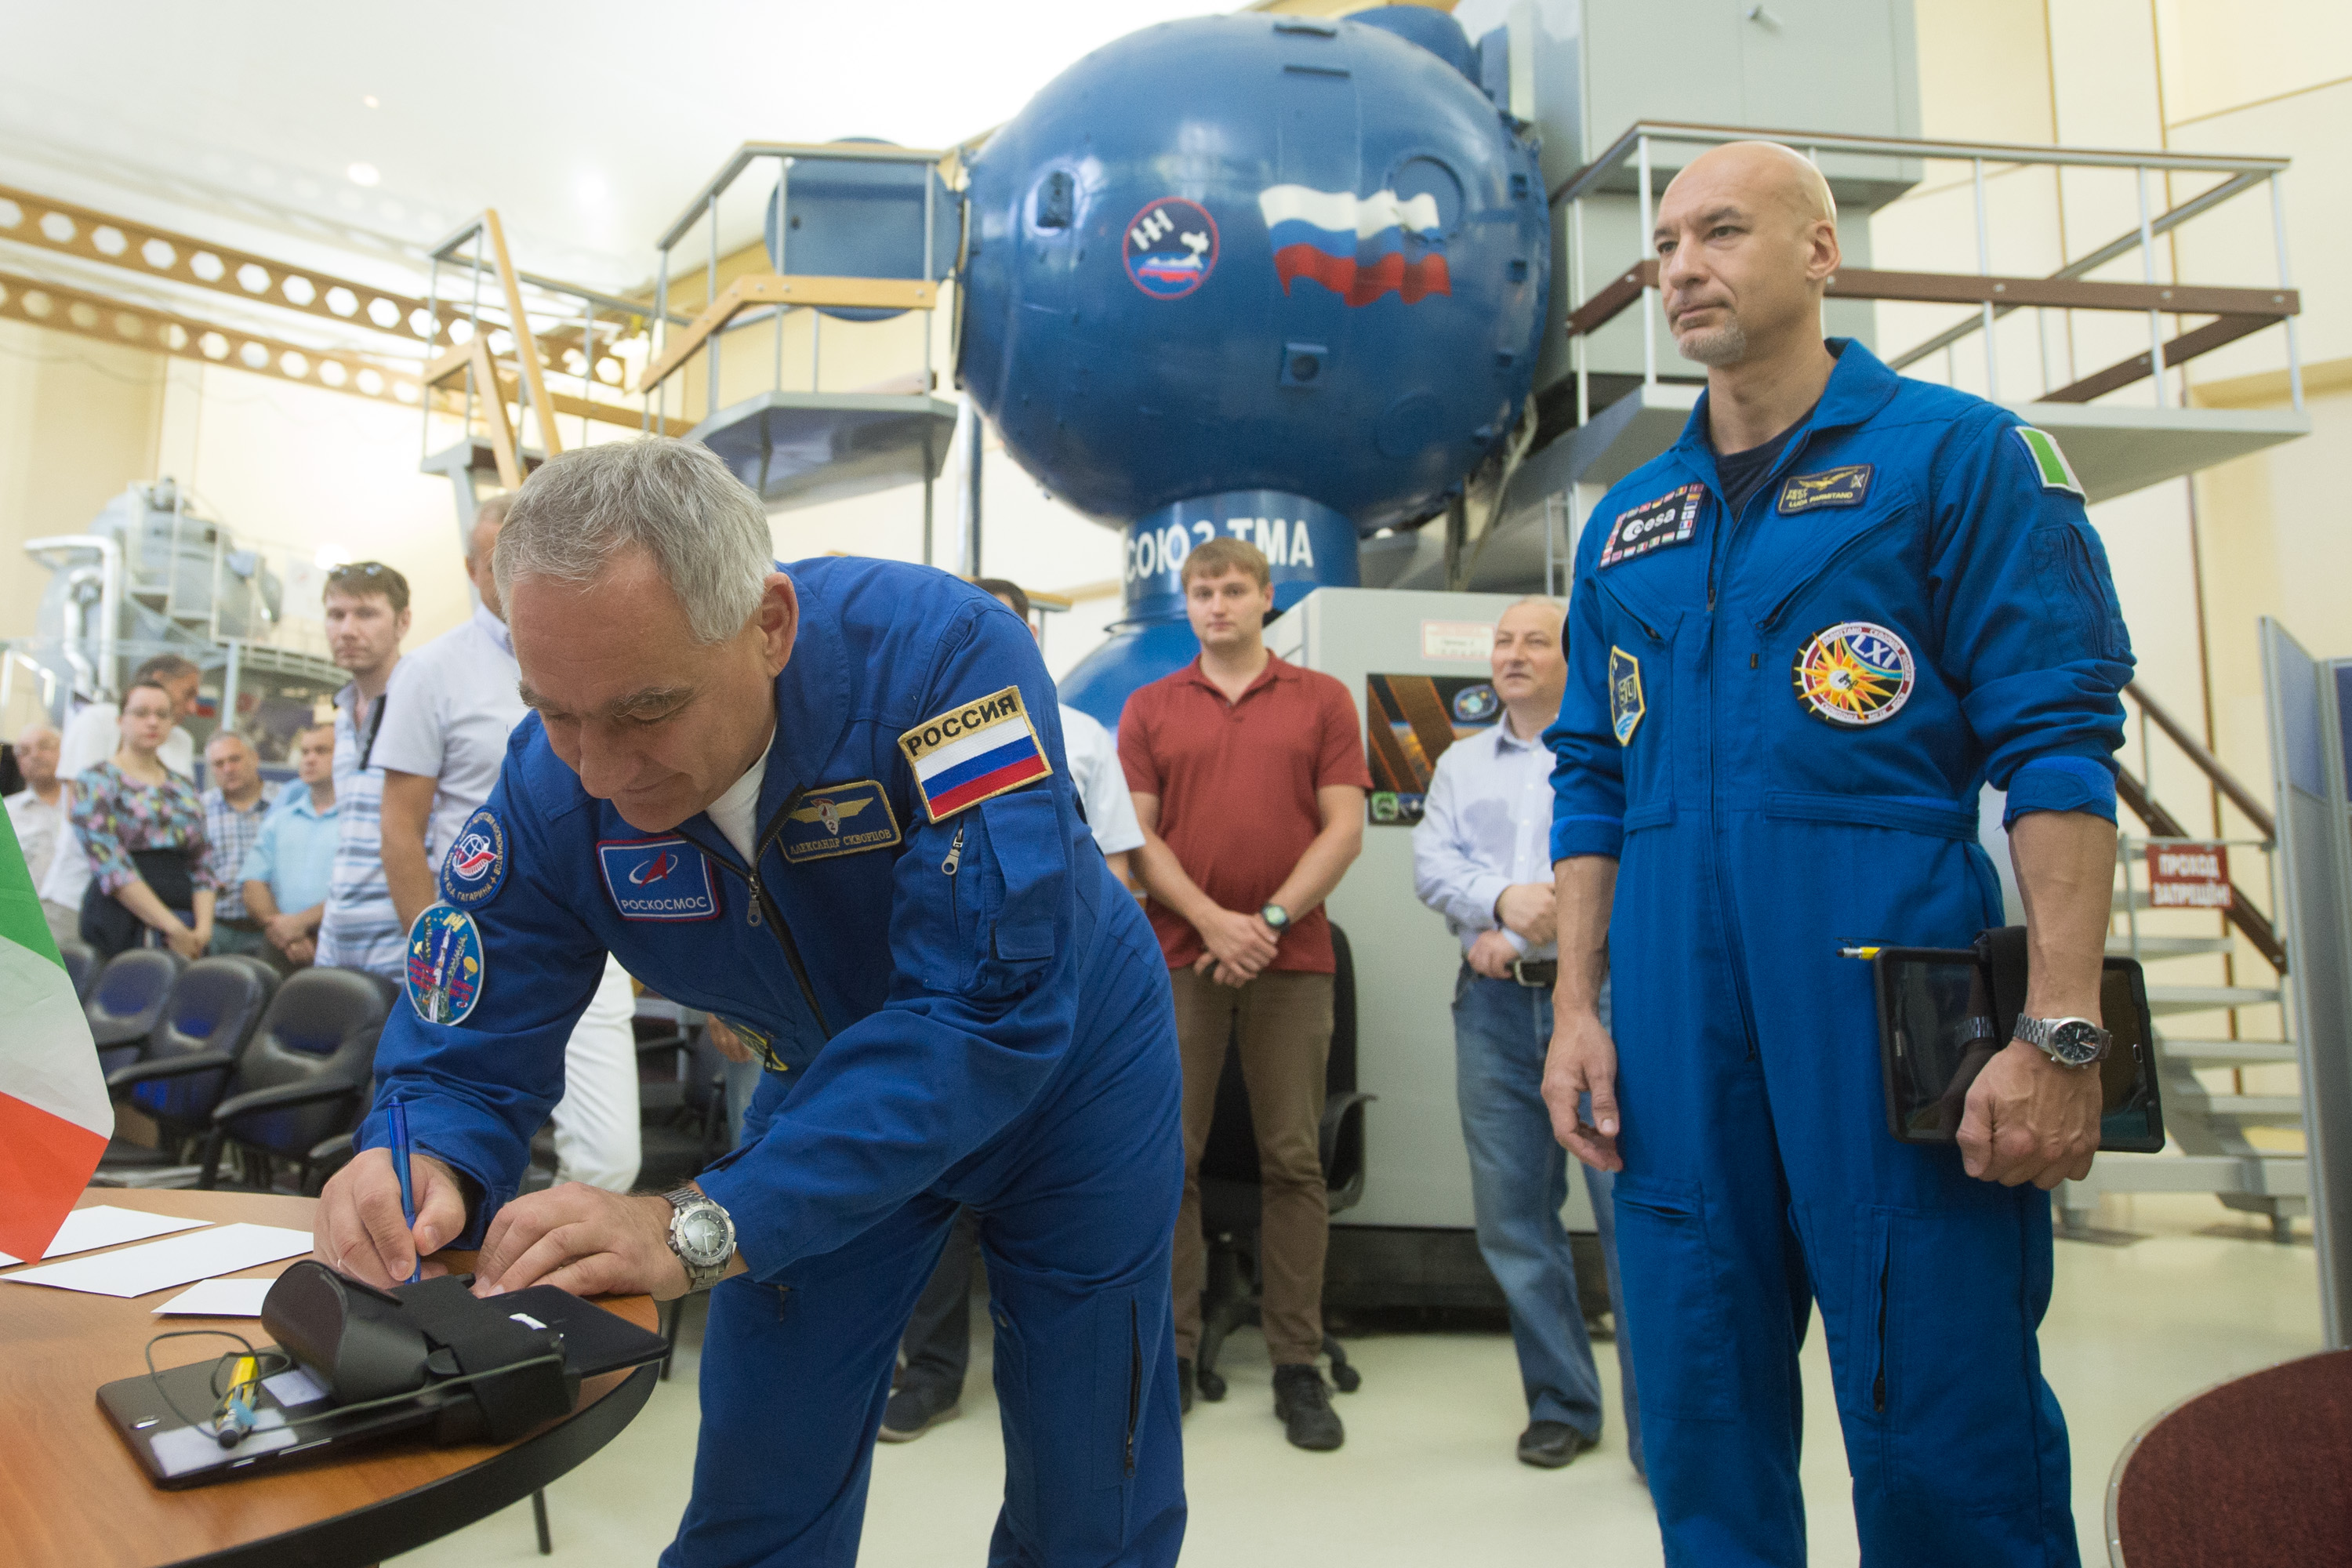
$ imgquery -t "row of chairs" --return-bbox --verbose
[64,942,394,1192]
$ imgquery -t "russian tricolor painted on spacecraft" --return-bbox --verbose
[1258,184,1451,306]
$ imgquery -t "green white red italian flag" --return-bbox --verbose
[0,804,110,1262]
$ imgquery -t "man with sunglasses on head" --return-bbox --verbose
[314,561,412,978]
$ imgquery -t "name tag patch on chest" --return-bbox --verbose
[1792,621,1915,726]
[898,684,1054,822]
[1777,464,1875,514]
[1609,647,1646,745]
[597,836,722,921]
[1599,484,1705,569]
[782,779,903,862]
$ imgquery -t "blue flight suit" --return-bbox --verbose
[1546,339,2132,1566]
[357,557,1186,1567]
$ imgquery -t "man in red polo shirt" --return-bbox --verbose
[1120,535,1370,1451]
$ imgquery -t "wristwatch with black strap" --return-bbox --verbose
[661,1185,737,1292]
[1259,902,1291,932]
[2013,1014,2111,1069]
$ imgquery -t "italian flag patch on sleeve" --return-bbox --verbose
[2012,426,2084,496]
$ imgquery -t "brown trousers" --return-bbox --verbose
[1169,966,1334,1367]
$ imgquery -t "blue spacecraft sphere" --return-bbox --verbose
[956,11,1548,537]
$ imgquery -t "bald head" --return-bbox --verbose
[469,495,511,619]
[13,722,60,791]
[1652,142,1842,372]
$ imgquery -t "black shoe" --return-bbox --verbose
[1178,1358,1195,1416]
[1272,1363,1345,1451]
[1516,1421,1597,1469]
[877,1382,960,1443]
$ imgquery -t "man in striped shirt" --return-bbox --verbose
[200,731,280,960]
[314,562,411,978]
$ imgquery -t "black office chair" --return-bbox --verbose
[637,1003,734,1194]
[84,948,184,1076]
[58,938,101,1002]
[99,967,394,1192]
[1193,923,1374,1403]
[96,957,277,1174]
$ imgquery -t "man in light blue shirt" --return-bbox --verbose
[240,721,339,971]
[1412,596,1639,1476]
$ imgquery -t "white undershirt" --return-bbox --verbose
[705,731,773,865]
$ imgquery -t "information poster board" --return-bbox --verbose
[1364,673,1501,826]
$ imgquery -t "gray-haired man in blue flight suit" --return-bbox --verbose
[1541,143,2133,1566]
[313,437,1187,1566]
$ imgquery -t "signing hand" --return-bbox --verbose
[706,1016,755,1064]
[1467,929,1519,981]
[1958,1040,2102,1189]
[474,1183,691,1301]
[314,1146,468,1287]
[1197,907,1278,982]
[1495,883,1557,946]
[1542,1002,1622,1172]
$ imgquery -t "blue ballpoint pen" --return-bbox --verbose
[387,1095,420,1283]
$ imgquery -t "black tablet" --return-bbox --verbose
[1872,947,2164,1153]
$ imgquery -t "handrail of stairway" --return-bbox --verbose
[2122,684,2276,842]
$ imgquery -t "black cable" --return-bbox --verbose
[143,1329,569,1450]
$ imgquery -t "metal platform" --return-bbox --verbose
[688,390,960,511]
[1465,384,2311,593]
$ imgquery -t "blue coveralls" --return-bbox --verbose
[357,557,1187,1567]
[1546,340,2133,1566]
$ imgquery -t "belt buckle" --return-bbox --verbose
[1510,958,1544,989]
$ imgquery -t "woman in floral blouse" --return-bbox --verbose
[71,677,218,959]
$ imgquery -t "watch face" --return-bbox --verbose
[2048,1020,2104,1065]
[678,1208,730,1265]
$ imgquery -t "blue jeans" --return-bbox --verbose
[1454,967,1640,1464]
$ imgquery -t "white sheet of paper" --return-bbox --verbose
[151,1277,278,1316]
[0,1205,210,1266]
[0,1224,313,1298]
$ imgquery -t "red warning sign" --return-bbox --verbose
[2147,843,2231,909]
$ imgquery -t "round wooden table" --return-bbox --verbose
[0,1189,659,1568]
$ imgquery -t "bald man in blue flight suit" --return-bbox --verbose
[1542,144,2132,1566]
[314,437,1185,1566]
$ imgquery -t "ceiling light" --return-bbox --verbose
[345,162,380,187]
[362,95,379,109]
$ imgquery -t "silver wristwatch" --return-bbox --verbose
[661,1185,737,1291]
[2013,1015,2111,1069]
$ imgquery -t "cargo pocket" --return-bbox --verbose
[1610,1175,1738,1422]
[971,790,1063,1000]
[1092,1293,1142,1496]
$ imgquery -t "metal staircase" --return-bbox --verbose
[2060,684,2307,1240]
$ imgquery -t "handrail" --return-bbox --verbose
[655,141,949,252]
[1549,119,2289,208]
[2123,684,2276,841]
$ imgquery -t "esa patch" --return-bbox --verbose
[1792,621,1915,726]
[597,836,721,921]
[1608,646,1646,745]
[2011,426,2084,496]
[898,685,1054,822]
[1777,464,1875,514]
[405,905,485,1025]
[1599,484,1705,569]
[782,779,902,863]
[437,806,506,908]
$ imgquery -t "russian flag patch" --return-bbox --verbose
[898,685,1054,823]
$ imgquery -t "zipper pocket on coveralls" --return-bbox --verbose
[1754,511,1904,634]
[1124,1300,1142,1478]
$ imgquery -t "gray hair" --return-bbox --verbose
[494,437,771,645]
[204,730,256,757]
[1504,595,1567,625]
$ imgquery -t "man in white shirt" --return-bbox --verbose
[314,562,411,978]
[59,653,202,780]
[877,575,1149,1442]
[1412,597,1639,1475]
[5,722,79,949]
[373,499,641,1194]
